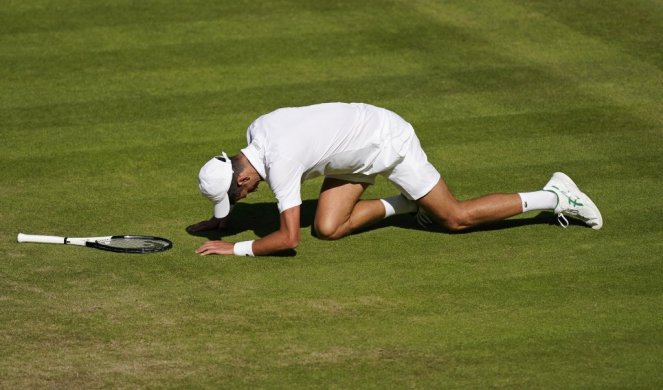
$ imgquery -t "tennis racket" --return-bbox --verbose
[17,233,173,254]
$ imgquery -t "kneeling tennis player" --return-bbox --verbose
[188,103,602,256]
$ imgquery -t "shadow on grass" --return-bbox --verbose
[357,210,579,235]
[185,200,579,255]
[185,200,320,257]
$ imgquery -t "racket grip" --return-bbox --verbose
[17,233,66,244]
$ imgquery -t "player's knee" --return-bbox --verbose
[434,209,472,232]
[313,219,346,240]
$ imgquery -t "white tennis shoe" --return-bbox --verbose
[543,172,603,230]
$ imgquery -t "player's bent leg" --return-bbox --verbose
[314,178,385,240]
[416,179,523,231]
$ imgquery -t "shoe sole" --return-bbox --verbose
[552,172,603,230]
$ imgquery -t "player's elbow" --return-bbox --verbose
[282,231,300,250]
[284,237,299,250]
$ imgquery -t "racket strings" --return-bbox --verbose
[97,237,171,251]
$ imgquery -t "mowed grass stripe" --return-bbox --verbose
[0,54,429,111]
[6,231,659,313]
[410,0,662,121]
[0,1,449,74]
[2,67,644,132]
[1,29,422,80]
[0,0,405,37]
[1,118,247,160]
[0,19,496,110]
[511,0,663,67]
[7,241,658,328]
[416,105,661,141]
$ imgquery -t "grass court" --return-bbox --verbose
[1,0,661,387]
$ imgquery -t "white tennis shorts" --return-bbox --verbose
[327,108,441,200]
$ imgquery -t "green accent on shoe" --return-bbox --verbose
[551,185,584,208]
[568,198,584,207]
[544,189,560,209]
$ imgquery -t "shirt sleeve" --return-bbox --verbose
[265,156,305,213]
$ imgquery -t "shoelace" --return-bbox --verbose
[555,188,585,228]
[556,213,569,228]
[555,197,591,228]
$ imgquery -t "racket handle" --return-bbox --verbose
[17,233,66,244]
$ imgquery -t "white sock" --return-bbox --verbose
[380,195,417,218]
[518,191,558,212]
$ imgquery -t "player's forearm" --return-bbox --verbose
[250,206,301,256]
[250,229,299,256]
[195,207,301,256]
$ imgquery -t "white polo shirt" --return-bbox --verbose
[241,102,441,212]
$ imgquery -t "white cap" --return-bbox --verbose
[198,152,234,218]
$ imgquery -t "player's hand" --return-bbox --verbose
[195,240,235,256]
[186,217,228,233]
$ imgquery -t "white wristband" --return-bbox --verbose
[233,240,255,256]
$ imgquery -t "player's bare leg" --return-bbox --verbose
[314,178,387,240]
[416,179,523,231]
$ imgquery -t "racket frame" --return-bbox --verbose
[17,233,173,253]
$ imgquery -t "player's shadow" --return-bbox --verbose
[355,210,569,235]
[187,200,317,239]
[186,200,572,256]
[186,200,319,257]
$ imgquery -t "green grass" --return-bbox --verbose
[1,0,661,388]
